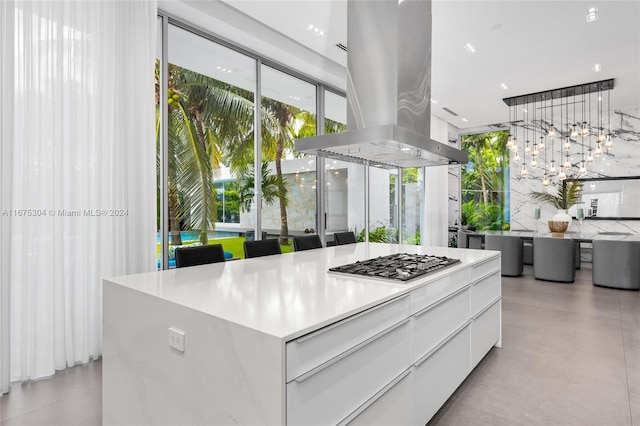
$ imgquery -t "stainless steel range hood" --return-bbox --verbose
[295,0,467,169]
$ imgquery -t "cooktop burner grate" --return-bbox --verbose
[328,253,461,282]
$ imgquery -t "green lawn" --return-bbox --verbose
[157,236,293,260]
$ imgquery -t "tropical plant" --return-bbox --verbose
[237,162,288,213]
[529,181,583,210]
[461,130,510,230]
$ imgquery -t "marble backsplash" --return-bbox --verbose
[510,105,640,234]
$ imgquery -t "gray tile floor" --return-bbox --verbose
[0,264,638,426]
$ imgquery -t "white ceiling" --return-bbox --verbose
[163,0,640,131]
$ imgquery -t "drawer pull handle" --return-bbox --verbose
[294,293,410,343]
[414,284,471,318]
[472,256,499,268]
[472,297,501,321]
[471,270,500,286]
[338,369,412,426]
[414,320,472,367]
[294,318,411,383]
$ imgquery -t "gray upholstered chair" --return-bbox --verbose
[533,237,576,283]
[467,234,485,249]
[592,240,640,290]
[457,230,469,248]
[485,235,523,276]
[523,240,534,265]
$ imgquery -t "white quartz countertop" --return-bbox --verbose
[105,243,498,341]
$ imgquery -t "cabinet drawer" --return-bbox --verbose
[412,285,470,363]
[471,256,500,280]
[286,294,410,382]
[470,271,501,317]
[340,370,411,426]
[410,267,470,315]
[287,319,411,426]
[471,298,501,368]
[412,322,471,426]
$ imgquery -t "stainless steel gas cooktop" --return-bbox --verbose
[328,253,461,283]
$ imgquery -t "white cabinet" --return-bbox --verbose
[340,370,412,426]
[287,294,410,382]
[470,271,501,316]
[412,323,471,425]
[287,319,411,426]
[471,299,501,368]
[411,285,471,363]
[286,253,501,426]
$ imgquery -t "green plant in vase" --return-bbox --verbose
[529,181,583,234]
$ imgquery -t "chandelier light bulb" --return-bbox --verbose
[514,150,520,162]
[579,161,587,175]
[570,125,579,140]
[605,134,613,150]
[538,137,545,151]
[521,164,528,176]
[563,138,572,151]
[595,142,604,157]
[558,169,567,181]
[586,148,595,164]
[597,129,606,142]
[549,160,557,175]
[542,174,550,187]
[581,122,590,137]
[548,126,556,139]
[511,141,519,152]
[531,156,537,168]
[525,142,531,154]
[564,156,572,169]
[506,136,514,149]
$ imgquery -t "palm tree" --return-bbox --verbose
[261,98,298,245]
[237,162,287,213]
[164,66,256,244]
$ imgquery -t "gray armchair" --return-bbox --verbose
[592,240,640,290]
[485,235,523,277]
[533,237,576,283]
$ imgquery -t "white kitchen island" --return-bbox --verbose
[103,243,501,426]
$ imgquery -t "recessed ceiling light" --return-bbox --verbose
[499,83,508,90]
[593,63,602,72]
[464,43,476,53]
[289,95,301,101]
[586,7,598,22]
[216,66,233,73]
[461,118,469,122]
[400,146,412,151]
[306,24,326,37]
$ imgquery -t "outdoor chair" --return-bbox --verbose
[293,235,323,252]
[175,244,226,268]
[334,231,357,245]
[243,238,282,259]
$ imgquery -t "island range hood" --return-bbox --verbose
[295,0,468,169]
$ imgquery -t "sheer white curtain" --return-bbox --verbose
[0,0,157,385]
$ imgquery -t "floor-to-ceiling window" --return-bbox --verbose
[461,131,510,230]
[157,23,258,265]
[259,65,317,245]
[323,90,367,242]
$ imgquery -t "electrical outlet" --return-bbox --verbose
[168,327,185,352]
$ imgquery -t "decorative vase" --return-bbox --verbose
[552,209,572,229]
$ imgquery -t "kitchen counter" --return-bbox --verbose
[103,243,501,425]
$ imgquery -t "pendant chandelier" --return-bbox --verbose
[504,79,614,187]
